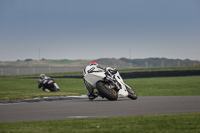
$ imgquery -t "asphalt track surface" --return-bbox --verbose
[0,96,200,123]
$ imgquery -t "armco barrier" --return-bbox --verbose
[52,70,200,79]
[120,70,200,79]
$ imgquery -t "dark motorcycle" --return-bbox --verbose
[42,78,60,92]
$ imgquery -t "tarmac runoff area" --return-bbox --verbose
[0,96,200,123]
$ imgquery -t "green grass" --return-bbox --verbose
[125,76,200,96]
[0,76,200,101]
[0,113,199,133]
[0,69,199,132]
[0,78,85,101]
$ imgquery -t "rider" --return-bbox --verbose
[38,74,60,92]
[83,61,117,100]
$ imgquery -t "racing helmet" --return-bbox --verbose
[39,74,46,79]
[90,61,98,65]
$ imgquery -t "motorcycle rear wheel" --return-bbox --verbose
[125,85,137,100]
[96,81,118,100]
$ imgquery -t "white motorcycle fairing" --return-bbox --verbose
[84,72,105,87]
[114,72,129,97]
[84,71,129,98]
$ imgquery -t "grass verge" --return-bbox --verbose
[0,113,199,133]
[0,78,84,101]
[0,76,200,101]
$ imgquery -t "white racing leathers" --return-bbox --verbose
[83,64,105,98]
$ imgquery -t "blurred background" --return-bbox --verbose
[0,0,200,75]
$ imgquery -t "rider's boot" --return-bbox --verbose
[43,88,50,92]
[88,92,98,100]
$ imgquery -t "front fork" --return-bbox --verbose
[54,83,59,89]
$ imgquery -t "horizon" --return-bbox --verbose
[0,57,200,62]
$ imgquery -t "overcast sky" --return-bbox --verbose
[0,0,200,61]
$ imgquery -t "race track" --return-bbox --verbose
[0,96,200,123]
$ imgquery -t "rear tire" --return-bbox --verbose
[96,81,118,100]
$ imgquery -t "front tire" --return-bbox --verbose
[96,81,118,100]
[50,86,59,92]
[125,85,137,100]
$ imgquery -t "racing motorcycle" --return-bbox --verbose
[84,67,137,100]
[42,78,60,92]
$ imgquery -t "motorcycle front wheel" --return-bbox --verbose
[49,86,59,92]
[96,81,118,100]
[125,85,137,100]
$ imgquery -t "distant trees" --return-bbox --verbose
[23,58,46,61]
[24,59,33,61]
[16,58,46,61]
[120,57,199,68]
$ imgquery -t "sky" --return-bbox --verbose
[0,0,200,61]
